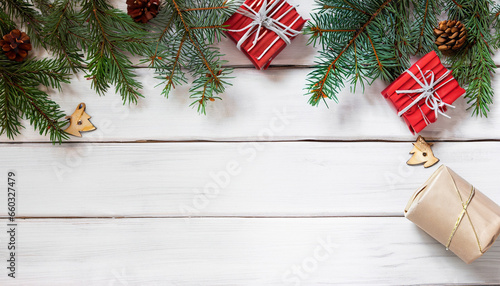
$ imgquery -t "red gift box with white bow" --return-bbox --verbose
[381,51,466,134]
[223,0,306,70]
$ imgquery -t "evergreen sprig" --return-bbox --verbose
[410,0,440,55]
[491,3,500,55]
[82,0,151,104]
[392,0,414,69]
[0,15,70,143]
[307,0,498,117]
[42,0,87,73]
[493,4,500,49]
[1,0,240,142]
[444,0,496,117]
[146,0,239,114]
[0,72,70,143]
[305,0,406,105]
[1,0,46,47]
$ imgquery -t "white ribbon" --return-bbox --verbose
[229,0,302,60]
[396,64,455,124]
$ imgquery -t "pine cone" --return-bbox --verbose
[434,20,467,54]
[0,29,32,62]
[127,0,160,23]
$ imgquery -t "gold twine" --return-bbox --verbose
[446,177,485,254]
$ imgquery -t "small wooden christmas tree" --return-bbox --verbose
[407,136,439,168]
[64,103,96,137]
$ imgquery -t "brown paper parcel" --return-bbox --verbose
[404,165,500,263]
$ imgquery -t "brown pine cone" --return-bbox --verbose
[0,29,32,62]
[127,0,160,23]
[434,20,467,54]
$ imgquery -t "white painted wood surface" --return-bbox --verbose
[2,218,500,286]
[3,68,500,142]
[1,0,500,285]
[1,142,500,217]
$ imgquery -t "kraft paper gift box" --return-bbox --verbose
[404,165,500,263]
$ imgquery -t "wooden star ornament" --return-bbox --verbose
[407,136,439,168]
[64,103,96,137]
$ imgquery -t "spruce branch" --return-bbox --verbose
[444,0,496,117]
[410,0,439,55]
[82,0,150,104]
[145,0,239,114]
[492,3,500,49]
[0,56,70,143]
[32,0,56,16]
[1,0,242,141]
[305,0,405,106]
[1,0,45,46]
[42,0,87,73]
[390,0,414,71]
[0,75,22,139]
[0,10,17,34]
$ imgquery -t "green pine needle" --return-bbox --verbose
[82,0,150,104]
[445,0,496,117]
[305,0,406,105]
[145,0,239,114]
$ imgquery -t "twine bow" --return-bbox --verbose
[396,65,455,125]
[228,0,302,60]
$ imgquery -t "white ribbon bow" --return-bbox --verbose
[396,64,455,124]
[229,0,302,60]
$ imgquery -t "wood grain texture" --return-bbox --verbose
[1,142,499,217]
[1,217,500,285]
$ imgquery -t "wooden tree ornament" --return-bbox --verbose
[64,103,96,137]
[407,136,439,168]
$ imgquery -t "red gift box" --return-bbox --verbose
[381,51,465,134]
[223,0,306,70]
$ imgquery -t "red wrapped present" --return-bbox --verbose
[381,51,466,134]
[223,0,306,70]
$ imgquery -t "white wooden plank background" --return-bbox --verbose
[1,142,499,217]
[2,218,500,286]
[1,0,500,285]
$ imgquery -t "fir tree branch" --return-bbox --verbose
[0,75,22,139]
[340,0,372,16]
[390,0,413,73]
[32,0,54,15]
[366,33,383,71]
[164,33,187,94]
[492,4,500,49]
[0,56,70,143]
[445,0,496,117]
[190,25,225,30]
[182,3,230,12]
[172,0,220,81]
[82,0,149,104]
[410,0,439,55]
[1,0,45,46]
[150,11,175,66]
[0,10,16,35]
[42,0,87,73]
[145,0,238,113]
[305,0,395,105]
